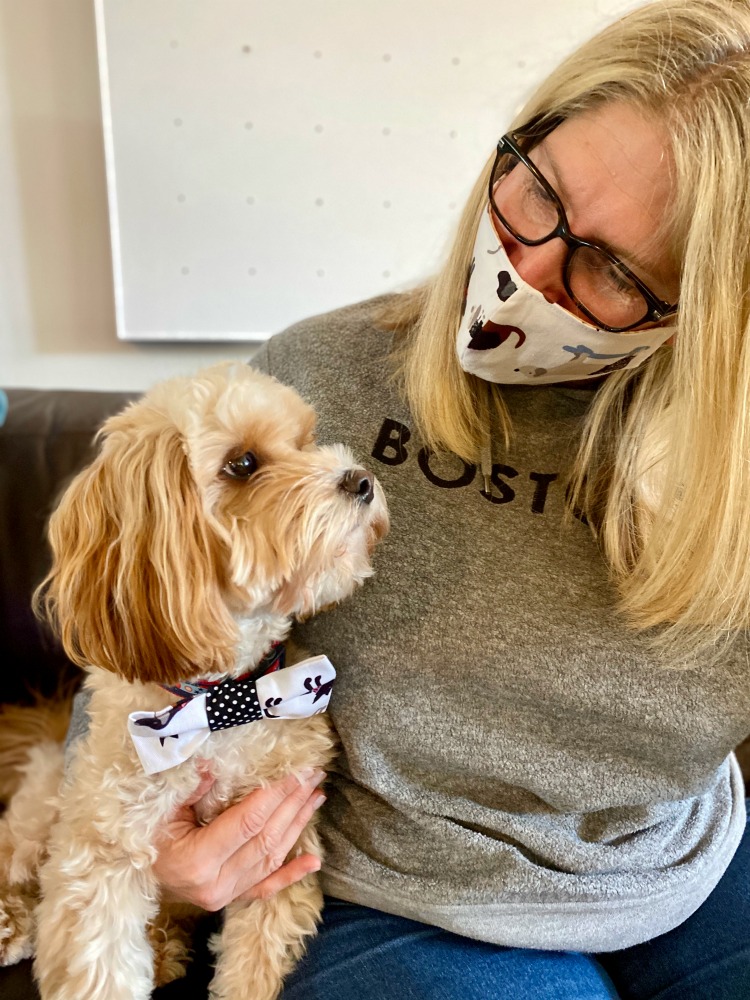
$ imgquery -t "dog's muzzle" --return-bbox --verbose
[339,467,375,505]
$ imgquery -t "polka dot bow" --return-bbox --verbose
[127,654,336,775]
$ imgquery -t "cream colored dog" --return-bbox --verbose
[25,362,388,1000]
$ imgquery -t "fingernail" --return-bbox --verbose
[312,793,327,810]
[295,767,326,787]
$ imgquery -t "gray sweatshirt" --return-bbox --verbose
[65,295,748,952]
[251,295,748,952]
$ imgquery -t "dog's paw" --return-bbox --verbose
[148,911,196,987]
[0,889,36,965]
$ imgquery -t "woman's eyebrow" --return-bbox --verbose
[538,145,662,281]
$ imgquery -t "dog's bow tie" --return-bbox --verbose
[127,651,336,775]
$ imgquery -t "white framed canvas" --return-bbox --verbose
[95,0,641,341]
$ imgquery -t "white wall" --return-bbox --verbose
[0,0,639,392]
[0,0,261,390]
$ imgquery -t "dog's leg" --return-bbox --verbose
[34,840,159,1000]
[208,826,324,1000]
[0,698,72,808]
[0,740,65,965]
[208,880,323,1000]
[148,899,202,988]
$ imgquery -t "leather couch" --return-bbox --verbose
[0,384,747,999]
[0,388,136,707]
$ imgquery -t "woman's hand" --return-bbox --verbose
[153,767,328,910]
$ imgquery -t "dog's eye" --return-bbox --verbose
[222,451,258,480]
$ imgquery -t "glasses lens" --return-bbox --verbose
[491,152,561,242]
[491,148,653,330]
[567,245,649,329]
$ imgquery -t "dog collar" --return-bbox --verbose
[159,642,286,700]
[127,648,336,775]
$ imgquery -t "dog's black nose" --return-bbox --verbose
[340,468,375,505]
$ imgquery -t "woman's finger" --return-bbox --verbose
[153,769,327,908]
[237,852,322,903]
[192,768,326,867]
[225,789,327,898]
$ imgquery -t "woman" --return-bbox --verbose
[76,1,750,997]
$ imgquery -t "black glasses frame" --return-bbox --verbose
[489,127,678,333]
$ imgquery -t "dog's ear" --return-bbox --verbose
[34,413,239,685]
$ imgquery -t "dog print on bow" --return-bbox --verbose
[128,654,336,774]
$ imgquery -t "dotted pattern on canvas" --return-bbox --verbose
[100,1,638,339]
[165,42,468,291]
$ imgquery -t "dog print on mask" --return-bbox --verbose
[465,273,522,349]
[496,270,517,302]
[555,343,648,378]
[467,306,526,351]
[562,344,649,363]
[515,344,648,379]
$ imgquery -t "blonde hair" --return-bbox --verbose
[382,0,750,658]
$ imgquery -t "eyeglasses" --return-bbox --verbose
[488,129,678,332]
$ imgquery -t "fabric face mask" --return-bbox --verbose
[455,206,675,385]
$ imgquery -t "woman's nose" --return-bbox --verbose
[504,236,572,308]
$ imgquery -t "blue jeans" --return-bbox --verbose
[279,816,750,1000]
[3,822,748,999]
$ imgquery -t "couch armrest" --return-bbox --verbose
[0,388,136,703]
